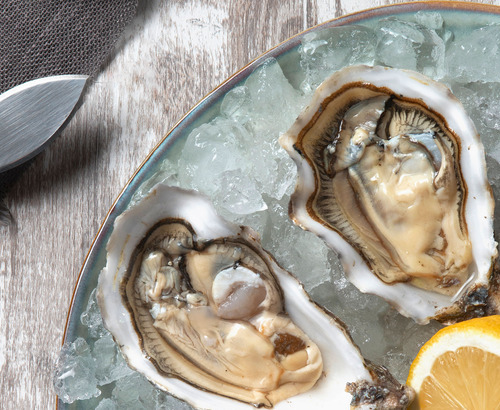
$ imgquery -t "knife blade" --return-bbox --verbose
[0,75,88,173]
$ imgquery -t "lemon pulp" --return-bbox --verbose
[415,346,500,409]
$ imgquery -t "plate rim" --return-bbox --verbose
[57,0,500,406]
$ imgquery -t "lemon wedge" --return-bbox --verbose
[406,315,500,409]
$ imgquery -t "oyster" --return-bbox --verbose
[98,184,414,409]
[279,65,499,324]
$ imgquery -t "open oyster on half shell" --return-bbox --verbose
[97,184,414,409]
[280,65,499,325]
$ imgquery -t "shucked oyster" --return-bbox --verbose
[98,184,414,409]
[280,65,499,324]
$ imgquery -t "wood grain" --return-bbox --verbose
[0,0,498,408]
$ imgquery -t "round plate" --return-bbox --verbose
[59,2,500,408]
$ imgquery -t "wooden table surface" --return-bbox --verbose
[1,0,499,408]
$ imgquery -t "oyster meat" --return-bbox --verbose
[97,184,414,409]
[280,65,499,324]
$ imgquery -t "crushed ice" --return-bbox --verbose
[55,11,500,407]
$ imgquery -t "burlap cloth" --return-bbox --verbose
[0,0,138,223]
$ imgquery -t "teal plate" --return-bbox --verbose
[58,2,500,408]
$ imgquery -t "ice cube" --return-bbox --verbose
[243,138,296,201]
[156,394,194,410]
[463,82,500,131]
[376,17,445,78]
[487,155,500,192]
[81,289,108,340]
[446,23,500,82]
[220,85,252,124]
[401,320,443,358]
[449,81,500,162]
[233,209,269,239]
[377,32,418,71]
[259,197,328,288]
[53,338,100,403]
[382,349,409,383]
[130,159,180,207]
[377,307,443,381]
[299,26,377,93]
[177,118,252,195]
[244,58,305,135]
[212,169,267,216]
[415,11,444,32]
[93,333,134,386]
[112,373,157,408]
[269,222,333,290]
[112,372,194,409]
[414,10,453,50]
[269,152,296,200]
[484,155,500,239]
[256,144,297,201]
[95,398,117,410]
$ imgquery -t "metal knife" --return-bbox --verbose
[0,75,88,173]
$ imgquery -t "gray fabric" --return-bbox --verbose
[0,0,138,93]
[0,0,138,223]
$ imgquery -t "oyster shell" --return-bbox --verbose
[97,184,414,409]
[279,65,499,324]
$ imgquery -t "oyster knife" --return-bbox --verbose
[0,75,88,173]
